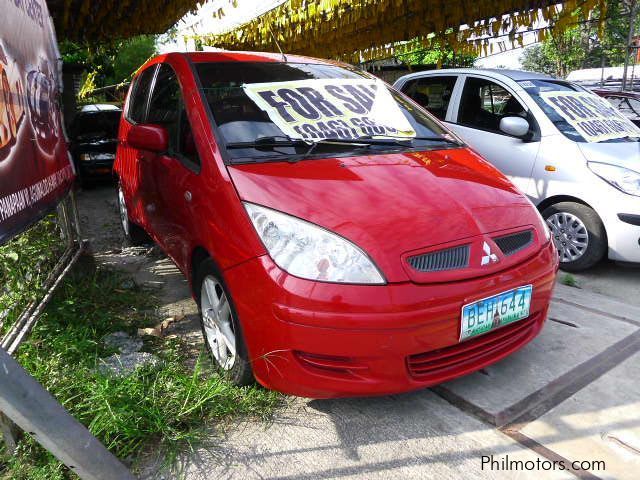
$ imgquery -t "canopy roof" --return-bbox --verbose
[48,0,199,42]
[201,0,605,62]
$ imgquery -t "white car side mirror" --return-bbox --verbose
[499,116,530,138]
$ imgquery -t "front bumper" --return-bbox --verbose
[224,241,559,398]
[77,159,115,178]
[606,212,640,263]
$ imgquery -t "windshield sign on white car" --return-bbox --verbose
[243,78,416,142]
[539,91,640,142]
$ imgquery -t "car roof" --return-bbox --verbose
[178,50,335,65]
[396,68,557,84]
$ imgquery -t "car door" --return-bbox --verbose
[119,65,157,229]
[445,75,540,196]
[145,63,202,268]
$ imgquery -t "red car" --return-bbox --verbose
[114,52,558,398]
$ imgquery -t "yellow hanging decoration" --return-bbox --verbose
[195,0,605,63]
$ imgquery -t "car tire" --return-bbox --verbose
[542,202,606,272]
[117,183,150,246]
[195,258,254,386]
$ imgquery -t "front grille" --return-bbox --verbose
[493,230,533,257]
[407,245,470,272]
[407,313,540,379]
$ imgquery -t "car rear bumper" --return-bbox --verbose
[224,241,558,398]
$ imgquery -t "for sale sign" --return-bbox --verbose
[0,0,74,245]
[540,91,640,142]
[243,79,416,141]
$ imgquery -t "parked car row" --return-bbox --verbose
[106,51,638,398]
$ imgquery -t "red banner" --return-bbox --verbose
[0,0,75,245]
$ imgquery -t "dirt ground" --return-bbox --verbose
[75,183,203,355]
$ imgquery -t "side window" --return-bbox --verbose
[146,64,201,168]
[457,77,526,133]
[127,67,155,123]
[402,76,457,120]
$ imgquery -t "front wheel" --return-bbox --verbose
[542,202,606,272]
[196,259,254,386]
[117,184,150,246]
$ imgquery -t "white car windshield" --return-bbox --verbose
[519,79,640,143]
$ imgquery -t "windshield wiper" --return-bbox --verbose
[358,135,464,146]
[225,134,463,164]
[225,136,397,149]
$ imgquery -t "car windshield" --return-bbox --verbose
[194,62,458,162]
[71,110,121,141]
[518,79,640,143]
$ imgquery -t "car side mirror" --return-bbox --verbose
[499,116,530,138]
[127,124,168,153]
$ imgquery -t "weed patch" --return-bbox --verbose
[0,266,280,479]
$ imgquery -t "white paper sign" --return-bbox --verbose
[540,91,640,142]
[243,79,416,141]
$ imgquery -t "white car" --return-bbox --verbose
[394,69,640,271]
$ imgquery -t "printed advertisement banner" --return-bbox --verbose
[540,91,640,142]
[243,79,416,141]
[0,0,75,246]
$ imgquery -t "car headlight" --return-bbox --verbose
[588,162,640,197]
[79,153,94,162]
[244,202,386,284]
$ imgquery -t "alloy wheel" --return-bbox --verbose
[546,212,589,263]
[200,275,236,370]
[117,186,130,237]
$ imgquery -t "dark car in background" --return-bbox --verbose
[69,104,122,185]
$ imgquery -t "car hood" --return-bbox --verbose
[228,148,544,282]
[578,141,640,171]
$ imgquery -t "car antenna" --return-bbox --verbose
[268,26,288,62]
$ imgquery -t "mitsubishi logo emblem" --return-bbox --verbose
[481,241,499,266]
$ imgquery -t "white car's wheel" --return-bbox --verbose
[543,202,606,272]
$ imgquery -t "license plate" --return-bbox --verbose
[460,285,532,341]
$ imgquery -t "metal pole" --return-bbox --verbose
[622,0,638,91]
[0,348,135,480]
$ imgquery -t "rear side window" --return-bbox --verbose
[458,77,526,133]
[127,67,155,123]
[401,76,457,120]
[147,63,200,168]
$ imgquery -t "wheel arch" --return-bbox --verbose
[535,195,592,213]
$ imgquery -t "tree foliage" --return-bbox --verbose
[402,40,476,68]
[60,35,157,97]
[520,0,637,77]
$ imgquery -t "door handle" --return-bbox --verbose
[184,191,192,202]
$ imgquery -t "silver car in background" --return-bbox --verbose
[394,69,640,271]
